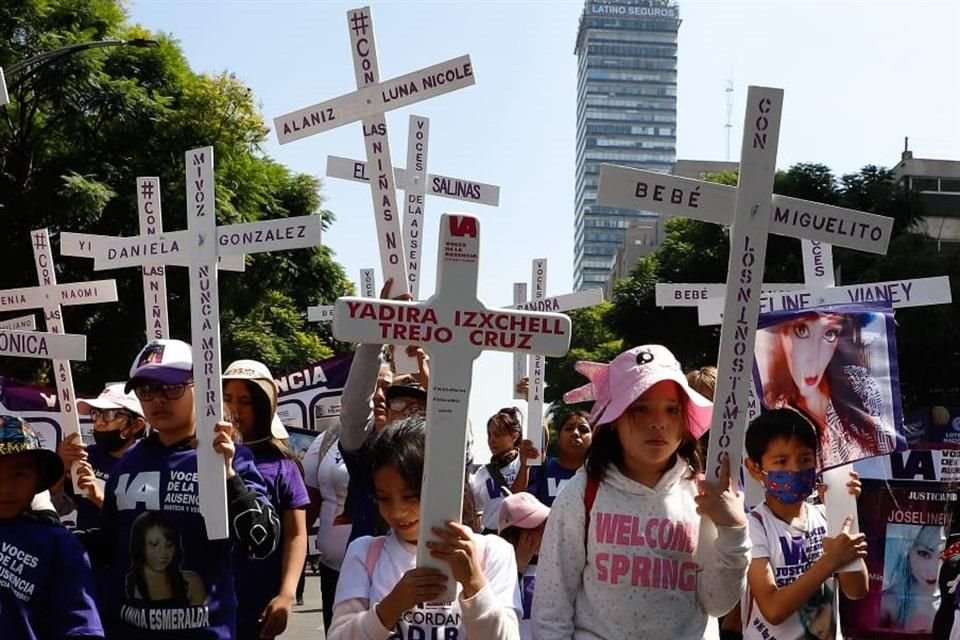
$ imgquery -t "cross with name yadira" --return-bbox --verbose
[333,213,570,600]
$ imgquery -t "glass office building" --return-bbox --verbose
[574,0,679,290]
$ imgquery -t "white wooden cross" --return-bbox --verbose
[507,260,604,459]
[0,229,116,448]
[273,5,476,296]
[597,87,898,487]
[326,114,500,298]
[59,176,246,340]
[80,147,323,539]
[333,213,571,599]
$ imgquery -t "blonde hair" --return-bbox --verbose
[686,366,717,402]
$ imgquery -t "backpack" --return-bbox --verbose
[583,474,600,551]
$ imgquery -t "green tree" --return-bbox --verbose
[0,1,352,389]
[543,301,621,447]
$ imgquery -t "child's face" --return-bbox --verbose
[0,454,40,519]
[520,523,546,554]
[137,382,195,435]
[373,463,421,544]
[613,381,684,473]
[755,435,817,474]
[222,380,256,440]
[559,416,591,457]
[487,424,518,457]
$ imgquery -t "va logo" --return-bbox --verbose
[448,216,477,238]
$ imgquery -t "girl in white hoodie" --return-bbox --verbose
[532,345,751,640]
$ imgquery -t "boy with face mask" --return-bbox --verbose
[741,409,869,640]
[58,383,147,530]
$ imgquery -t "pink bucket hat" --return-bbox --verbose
[498,491,550,533]
[563,344,713,439]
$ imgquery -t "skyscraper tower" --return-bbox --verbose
[573,0,680,290]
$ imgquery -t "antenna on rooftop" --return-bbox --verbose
[724,79,734,161]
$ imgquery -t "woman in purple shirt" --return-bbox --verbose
[223,359,309,640]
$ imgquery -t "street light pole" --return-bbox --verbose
[0,38,159,106]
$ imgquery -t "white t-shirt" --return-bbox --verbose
[303,431,352,570]
[742,502,839,640]
[471,456,522,531]
[335,531,523,639]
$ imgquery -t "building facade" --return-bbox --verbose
[893,148,960,249]
[573,0,680,290]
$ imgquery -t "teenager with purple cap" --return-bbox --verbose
[532,344,751,640]
[57,383,147,531]
[222,359,309,640]
[76,339,280,640]
[0,414,105,639]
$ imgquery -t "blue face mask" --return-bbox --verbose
[763,468,817,504]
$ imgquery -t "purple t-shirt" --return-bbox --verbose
[66,443,123,531]
[99,437,272,639]
[526,458,578,507]
[234,444,309,633]
[0,517,104,639]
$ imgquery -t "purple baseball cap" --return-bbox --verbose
[125,339,194,392]
[563,345,713,439]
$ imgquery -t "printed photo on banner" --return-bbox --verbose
[753,304,905,470]
[840,449,959,639]
[125,512,207,606]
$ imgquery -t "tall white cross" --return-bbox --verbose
[327,114,500,298]
[597,87,897,486]
[79,147,323,538]
[508,261,604,458]
[59,177,245,340]
[333,213,571,600]
[273,5,476,295]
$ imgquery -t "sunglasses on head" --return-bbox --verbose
[89,408,134,423]
[133,381,193,401]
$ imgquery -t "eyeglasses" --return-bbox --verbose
[388,397,424,413]
[133,382,193,401]
[89,408,133,423]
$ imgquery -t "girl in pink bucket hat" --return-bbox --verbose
[532,344,751,640]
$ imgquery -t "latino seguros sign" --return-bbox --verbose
[589,1,677,18]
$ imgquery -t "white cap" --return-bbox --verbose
[223,359,288,439]
[78,382,145,417]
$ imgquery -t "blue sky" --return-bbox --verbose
[128,1,960,460]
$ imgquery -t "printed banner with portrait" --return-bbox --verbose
[753,304,905,470]
[840,449,960,639]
